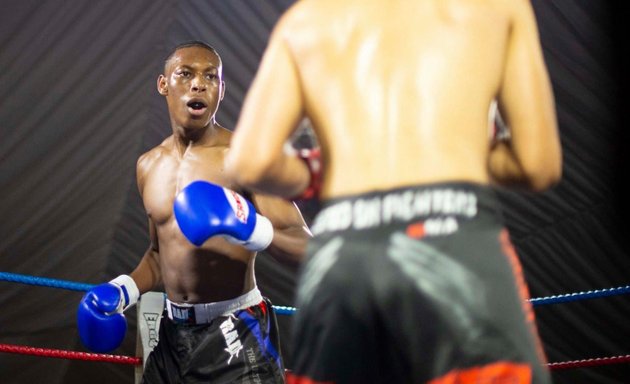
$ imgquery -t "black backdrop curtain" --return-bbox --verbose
[1,1,627,383]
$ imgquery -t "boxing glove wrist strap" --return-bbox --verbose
[226,214,274,252]
[109,275,140,313]
[246,214,274,251]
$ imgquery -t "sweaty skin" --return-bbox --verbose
[226,0,562,198]
[131,46,309,303]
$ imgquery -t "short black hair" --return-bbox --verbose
[163,40,222,72]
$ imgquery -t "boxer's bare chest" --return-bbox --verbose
[142,145,239,226]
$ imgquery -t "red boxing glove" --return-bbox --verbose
[293,147,322,201]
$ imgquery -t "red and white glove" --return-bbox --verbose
[292,147,322,201]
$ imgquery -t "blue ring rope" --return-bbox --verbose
[528,285,630,306]
[2,271,629,313]
[0,271,298,315]
[0,271,95,292]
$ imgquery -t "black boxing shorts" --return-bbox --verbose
[142,288,285,384]
[287,183,551,384]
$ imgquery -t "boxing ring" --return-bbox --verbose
[1,271,629,382]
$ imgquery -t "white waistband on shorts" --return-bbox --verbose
[166,287,263,324]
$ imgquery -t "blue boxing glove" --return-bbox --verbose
[174,180,273,251]
[77,275,139,353]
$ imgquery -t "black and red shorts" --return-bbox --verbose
[142,291,285,384]
[287,183,550,384]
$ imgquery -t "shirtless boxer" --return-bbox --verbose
[225,0,562,383]
[77,41,310,383]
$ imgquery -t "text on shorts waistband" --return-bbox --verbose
[311,186,481,235]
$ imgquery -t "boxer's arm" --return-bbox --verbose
[251,193,311,263]
[495,0,562,191]
[130,153,162,294]
[226,13,310,198]
[488,140,529,188]
[130,218,162,294]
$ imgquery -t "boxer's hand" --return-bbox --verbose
[77,275,139,353]
[173,180,273,251]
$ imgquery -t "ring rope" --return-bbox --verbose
[529,285,630,306]
[0,271,94,292]
[547,354,630,370]
[271,305,297,315]
[2,271,629,313]
[1,272,629,371]
[0,343,141,365]
[0,271,298,315]
[1,342,628,371]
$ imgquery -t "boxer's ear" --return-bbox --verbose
[157,75,168,96]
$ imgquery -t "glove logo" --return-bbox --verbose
[223,189,249,224]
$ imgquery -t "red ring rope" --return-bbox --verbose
[547,354,630,370]
[0,343,141,365]
[2,342,629,371]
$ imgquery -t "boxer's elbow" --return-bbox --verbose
[491,143,562,192]
[225,151,273,189]
[527,170,561,192]
[534,165,562,191]
[524,151,563,192]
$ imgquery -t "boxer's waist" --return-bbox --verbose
[166,287,263,325]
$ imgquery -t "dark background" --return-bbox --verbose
[1,1,628,383]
